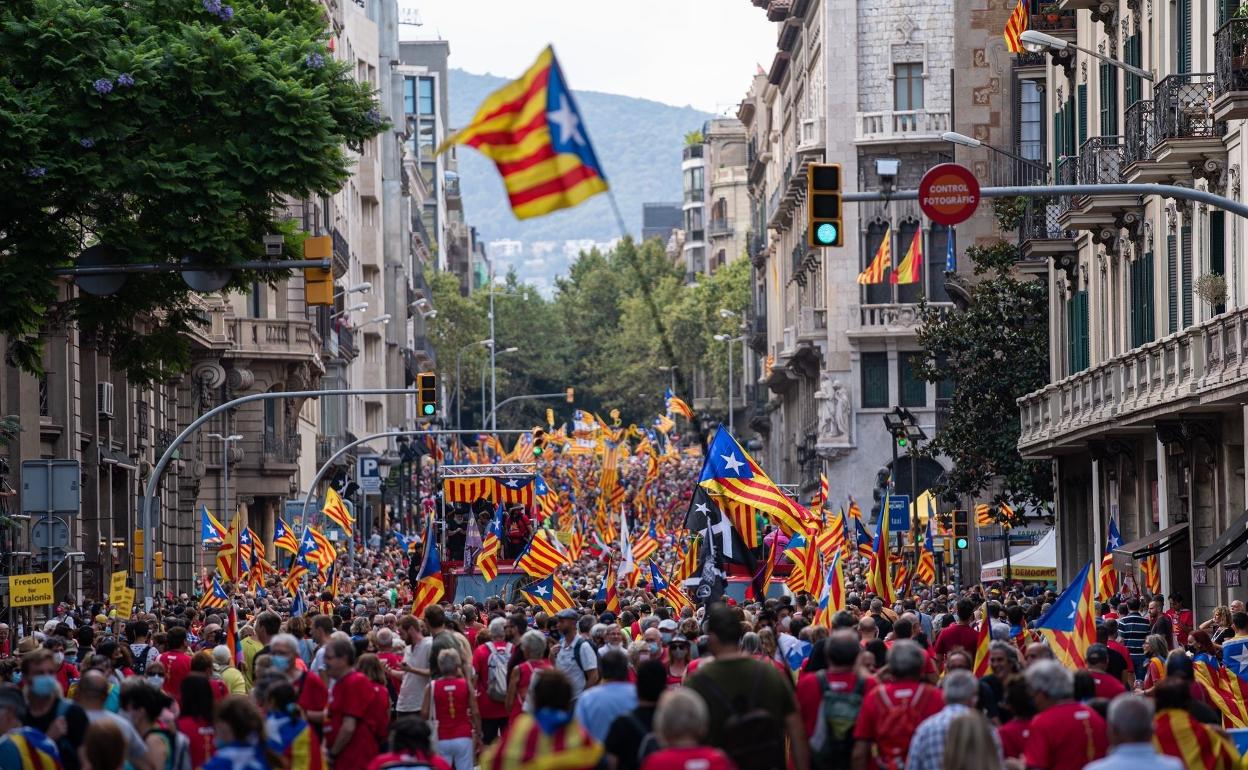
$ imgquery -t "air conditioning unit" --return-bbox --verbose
[97,382,114,419]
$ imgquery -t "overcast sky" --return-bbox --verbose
[397,1,777,113]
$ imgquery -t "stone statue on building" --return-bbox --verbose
[815,374,852,443]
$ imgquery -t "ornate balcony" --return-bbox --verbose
[226,317,320,362]
[1152,73,1226,169]
[1019,197,1076,262]
[1018,305,1248,457]
[855,109,951,144]
[849,303,953,338]
[1215,19,1248,122]
[1031,7,1077,39]
[1058,137,1141,232]
[1123,99,1155,169]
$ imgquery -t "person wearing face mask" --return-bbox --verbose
[22,648,88,770]
[665,635,691,686]
[270,633,327,730]
[43,640,81,696]
[640,628,666,665]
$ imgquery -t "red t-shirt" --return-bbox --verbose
[472,641,512,720]
[367,680,391,744]
[1023,701,1108,770]
[367,751,452,770]
[511,660,551,718]
[326,671,380,769]
[378,652,403,674]
[1167,609,1195,645]
[1107,641,1135,674]
[55,662,79,695]
[795,671,875,738]
[158,650,192,703]
[932,624,979,660]
[431,678,472,740]
[176,714,215,769]
[296,670,328,717]
[997,716,1031,759]
[640,747,736,770]
[852,681,944,766]
[1089,670,1126,700]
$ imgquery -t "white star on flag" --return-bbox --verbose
[1229,642,1248,673]
[721,453,745,474]
[534,584,550,596]
[547,94,584,146]
[695,503,709,515]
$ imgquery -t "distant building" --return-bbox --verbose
[642,202,682,245]
[488,239,524,258]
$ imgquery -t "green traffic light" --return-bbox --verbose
[533,445,543,455]
[956,537,969,549]
[896,436,908,448]
[422,403,435,415]
[815,222,838,245]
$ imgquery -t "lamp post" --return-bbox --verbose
[455,339,492,431]
[940,131,1051,184]
[713,334,746,434]
[205,433,243,523]
[480,346,519,430]
[1019,30,1154,80]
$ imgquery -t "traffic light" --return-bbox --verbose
[807,163,843,248]
[154,551,165,582]
[303,235,334,306]
[565,387,574,403]
[953,509,970,550]
[132,528,144,574]
[532,427,547,456]
[416,372,437,418]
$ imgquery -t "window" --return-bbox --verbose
[1176,0,1191,74]
[893,63,924,112]
[1181,225,1193,328]
[264,398,278,441]
[896,221,923,305]
[863,223,891,306]
[418,77,435,115]
[1168,233,1179,334]
[1124,34,1143,107]
[365,334,381,364]
[861,352,889,408]
[1067,290,1090,374]
[1130,252,1156,348]
[403,77,416,114]
[935,355,956,400]
[1210,212,1226,316]
[1017,80,1044,162]
[898,352,927,407]
[1077,84,1088,146]
[1099,63,1118,136]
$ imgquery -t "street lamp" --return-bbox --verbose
[940,131,1050,181]
[355,314,391,329]
[332,302,368,318]
[658,365,678,392]
[481,347,519,431]
[205,433,243,525]
[455,339,493,431]
[333,282,372,299]
[1019,30,1154,80]
[713,334,746,434]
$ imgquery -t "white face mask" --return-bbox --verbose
[52,652,64,667]
[146,675,164,688]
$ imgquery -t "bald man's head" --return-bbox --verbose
[76,670,110,707]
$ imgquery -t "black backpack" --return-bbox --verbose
[812,674,867,770]
[132,644,153,675]
[700,664,785,770]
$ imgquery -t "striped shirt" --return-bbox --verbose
[1118,613,1150,656]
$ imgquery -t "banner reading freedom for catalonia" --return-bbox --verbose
[9,573,53,606]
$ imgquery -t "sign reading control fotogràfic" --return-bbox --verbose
[918,163,981,226]
[10,573,54,607]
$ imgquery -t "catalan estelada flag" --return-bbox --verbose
[477,506,504,583]
[411,538,445,618]
[1098,516,1122,601]
[1032,560,1098,668]
[1004,0,1029,54]
[915,517,936,585]
[480,714,602,770]
[520,574,574,615]
[216,515,242,585]
[891,229,923,285]
[814,552,845,628]
[649,560,691,613]
[698,426,814,537]
[596,568,621,614]
[516,528,567,578]
[321,486,354,537]
[201,504,226,545]
[436,46,607,220]
[858,230,891,284]
[201,576,229,610]
[867,496,895,604]
[1154,707,1241,769]
[274,516,300,555]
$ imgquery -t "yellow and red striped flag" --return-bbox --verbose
[972,614,992,677]
[814,552,846,628]
[699,427,814,537]
[666,389,695,421]
[436,47,608,220]
[1140,553,1161,595]
[322,487,354,537]
[215,515,242,585]
[1033,560,1098,668]
[520,574,575,615]
[1004,0,1029,54]
[891,229,923,285]
[516,529,567,578]
[1154,707,1240,769]
[476,507,504,583]
[411,540,446,619]
[857,230,891,284]
[200,576,230,610]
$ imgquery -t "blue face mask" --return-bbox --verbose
[270,655,291,672]
[30,674,57,698]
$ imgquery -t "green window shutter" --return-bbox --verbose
[1100,63,1118,135]
[1131,252,1156,347]
[1178,0,1192,73]
[1181,225,1193,328]
[1211,213,1226,315]
[1168,234,1179,334]
[1125,35,1142,106]
[861,352,889,408]
[1067,291,1091,373]
[1078,291,1090,371]
[1078,84,1089,146]
[1055,104,1065,158]
[898,352,927,408]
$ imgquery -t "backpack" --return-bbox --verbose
[132,645,153,675]
[869,684,936,770]
[486,642,514,702]
[700,664,785,770]
[811,675,866,770]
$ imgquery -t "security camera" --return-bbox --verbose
[263,234,285,258]
[875,159,901,196]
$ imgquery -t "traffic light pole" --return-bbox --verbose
[484,392,572,430]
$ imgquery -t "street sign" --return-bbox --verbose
[31,517,70,550]
[888,495,910,532]
[9,573,53,607]
[918,163,981,226]
[21,460,81,515]
[358,455,382,495]
[977,534,1006,542]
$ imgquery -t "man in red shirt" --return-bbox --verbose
[1023,660,1108,770]
[472,617,513,745]
[796,630,875,738]
[324,637,379,769]
[272,633,327,728]
[1084,644,1127,700]
[932,599,979,669]
[852,640,944,770]
[157,626,192,704]
[1166,593,1194,647]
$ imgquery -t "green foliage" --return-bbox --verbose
[0,0,384,381]
[913,241,1052,509]
[426,238,751,431]
[683,130,704,146]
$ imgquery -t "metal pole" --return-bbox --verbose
[480,368,487,433]
[910,448,919,574]
[727,340,734,435]
[485,392,573,429]
[489,281,497,433]
[223,442,230,525]
[455,351,462,432]
[890,432,899,555]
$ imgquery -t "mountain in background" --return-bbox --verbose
[448,68,714,289]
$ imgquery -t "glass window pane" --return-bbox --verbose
[404,77,416,114]
[418,77,434,115]
[898,352,927,407]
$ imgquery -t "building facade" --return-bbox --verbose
[1014,0,1248,612]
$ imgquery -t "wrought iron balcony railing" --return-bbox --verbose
[1079,135,1125,187]
[1215,19,1248,96]
[1154,73,1223,141]
[1124,99,1156,165]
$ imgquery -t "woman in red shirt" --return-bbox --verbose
[422,649,480,770]
[176,676,217,769]
[665,636,691,686]
[996,678,1036,759]
[506,630,552,718]
[640,688,735,770]
[356,654,394,745]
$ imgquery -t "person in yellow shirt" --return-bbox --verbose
[213,645,248,694]
[240,626,263,687]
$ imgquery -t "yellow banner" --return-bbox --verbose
[113,587,135,618]
[109,570,128,599]
[10,573,53,607]
[553,530,574,545]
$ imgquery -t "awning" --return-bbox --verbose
[1193,509,1248,569]
[1112,522,1190,572]
[981,529,1057,582]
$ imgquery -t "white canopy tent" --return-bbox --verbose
[980,528,1057,582]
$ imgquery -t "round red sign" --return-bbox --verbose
[918,163,981,226]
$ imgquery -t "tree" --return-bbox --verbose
[912,241,1052,512]
[0,0,383,381]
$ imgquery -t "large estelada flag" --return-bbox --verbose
[436,46,608,220]
[1033,560,1098,668]
[1098,516,1122,601]
[698,426,813,536]
[867,498,895,604]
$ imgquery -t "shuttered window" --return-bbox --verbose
[1099,63,1118,136]
[1131,252,1155,348]
[861,352,889,408]
[897,221,923,305]
[863,223,891,306]
[1125,34,1143,107]
[928,225,951,303]
[1177,0,1192,74]
[1182,225,1193,328]
[1211,212,1226,316]
[1078,84,1089,146]
[1068,291,1090,373]
[1168,233,1179,334]
[898,352,927,408]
